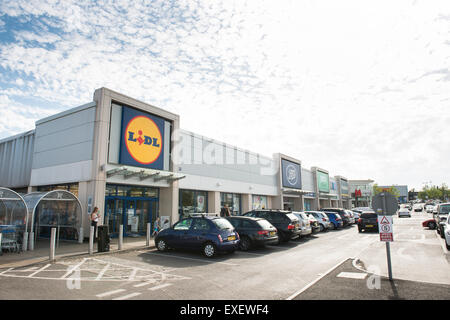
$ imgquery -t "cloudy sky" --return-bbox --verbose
[0,0,449,190]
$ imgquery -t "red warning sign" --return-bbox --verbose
[377,215,393,242]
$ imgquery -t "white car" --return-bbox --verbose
[398,207,411,218]
[444,215,450,250]
[413,203,423,212]
[426,205,435,213]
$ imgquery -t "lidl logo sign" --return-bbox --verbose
[125,116,162,164]
[119,106,165,170]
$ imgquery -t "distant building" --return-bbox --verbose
[378,185,408,203]
[349,179,375,208]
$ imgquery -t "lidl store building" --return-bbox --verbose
[0,88,355,244]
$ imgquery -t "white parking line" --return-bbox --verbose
[0,268,13,275]
[149,283,172,291]
[95,263,110,281]
[128,268,138,281]
[96,289,127,298]
[27,264,51,277]
[61,258,87,279]
[113,292,142,300]
[286,258,348,300]
[141,251,239,266]
[133,281,155,288]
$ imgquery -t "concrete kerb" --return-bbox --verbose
[0,243,156,269]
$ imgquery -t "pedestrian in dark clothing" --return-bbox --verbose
[220,204,231,217]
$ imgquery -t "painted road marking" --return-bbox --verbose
[286,258,349,300]
[0,268,13,275]
[61,258,87,279]
[95,263,110,281]
[133,280,156,288]
[141,251,239,266]
[96,289,126,298]
[113,292,142,300]
[149,283,172,291]
[27,264,51,277]
[336,272,367,279]
[128,268,138,281]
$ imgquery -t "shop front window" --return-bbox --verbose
[37,183,79,197]
[179,190,208,219]
[221,193,241,215]
[252,195,268,210]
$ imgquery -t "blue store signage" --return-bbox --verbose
[119,106,165,170]
[281,159,302,189]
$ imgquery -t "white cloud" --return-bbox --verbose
[0,0,449,189]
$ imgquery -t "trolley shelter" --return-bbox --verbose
[0,187,29,252]
[23,190,83,250]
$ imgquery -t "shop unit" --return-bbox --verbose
[349,179,375,208]
[335,175,351,209]
[177,130,278,217]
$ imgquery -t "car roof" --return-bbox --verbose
[227,216,262,221]
[250,209,292,213]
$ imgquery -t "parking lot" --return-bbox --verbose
[1,209,448,300]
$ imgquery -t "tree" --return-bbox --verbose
[373,184,400,197]
[418,183,449,201]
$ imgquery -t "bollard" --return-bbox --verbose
[50,228,56,262]
[118,225,123,250]
[23,232,28,252]
[89,226,94,255]
[0,233,2,255]
[78,227,83,244]
[146,223,151,246]
[29,232,34,251]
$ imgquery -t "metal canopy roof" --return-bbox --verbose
[106,166,185,183]
[0,187,29,229]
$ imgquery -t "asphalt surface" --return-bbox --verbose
[292,259,450,300]
[0,211,448,300]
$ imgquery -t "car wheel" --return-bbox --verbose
[329,223,335,230]
[358,227,362,233]
[156,239,168,252]
[428,222,436,229]
[203,242,217,258]
[319,224,324,232]
[440,227,445,239]
[239,236,251,251]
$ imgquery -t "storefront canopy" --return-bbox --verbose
[23,190,83,243]
[0,187,29,231]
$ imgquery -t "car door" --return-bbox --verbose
[170,218,194,248]
[189,218,213,249]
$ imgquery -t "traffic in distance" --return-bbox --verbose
[154,202,448,258]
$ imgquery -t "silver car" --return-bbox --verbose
[292,211,312,237]
[398,207,411,218]
[345,210,356,224]
[306,211,331,232]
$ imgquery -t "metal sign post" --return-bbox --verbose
[372,192,397,281]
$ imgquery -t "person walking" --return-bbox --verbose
[152,217,161,238]
[220,204,231,217]
[91,207,99,241]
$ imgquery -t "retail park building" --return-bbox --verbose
[0,88,376,240]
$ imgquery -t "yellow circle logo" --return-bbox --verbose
[125,116,162,164]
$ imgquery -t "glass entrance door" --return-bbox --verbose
[105,198,123,236]
[106,198,159,237]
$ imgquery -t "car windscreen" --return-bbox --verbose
[212,218,234,230]
[439,205,450,214]
[256,219,273,229]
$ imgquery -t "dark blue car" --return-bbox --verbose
[324,212,343,230]
[155,215,240,258]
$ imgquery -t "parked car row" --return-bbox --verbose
[155,208,360,257]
